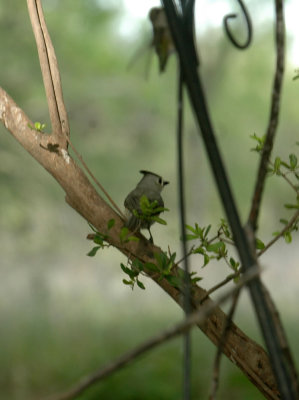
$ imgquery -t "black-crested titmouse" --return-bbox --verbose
[124,170,169,242]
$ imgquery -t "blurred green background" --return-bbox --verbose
[1,0,299,399]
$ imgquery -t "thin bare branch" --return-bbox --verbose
[248,0,285,230]
[67,138,126,219]
[43,267,260,400]
[200,272,240,304]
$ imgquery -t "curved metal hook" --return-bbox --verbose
[224,0,252,49]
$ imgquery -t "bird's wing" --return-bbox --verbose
[124,189,142,213]
[124,190,143,231]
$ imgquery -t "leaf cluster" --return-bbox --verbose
[251,135,299,244]
[120,251,202,291]
[186,221,240,275]
[133,195,169,226]
[87,220,115,257]
[28,121,47,133]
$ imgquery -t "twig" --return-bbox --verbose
[200,272,239,304]
[268,159,299,194]
[209,289,240,400]
[200,209,299,301]
[176,246,195,265]
[67,138,126,219]
[43,266,260,400]
[248,0,285,231]
[258,209,299,257]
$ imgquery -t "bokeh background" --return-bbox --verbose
[1,0,299,399]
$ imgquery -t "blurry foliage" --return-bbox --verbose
[1,0,299,399]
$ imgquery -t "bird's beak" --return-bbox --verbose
[164,181,169,186]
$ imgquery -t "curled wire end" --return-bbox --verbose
[223,0,252,50]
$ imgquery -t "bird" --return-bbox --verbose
[148,7,175,73]
[124,170,169,242]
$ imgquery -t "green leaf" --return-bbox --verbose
[289,153,298,170]
[127,235,140,242]
[132,259,144,271]
[93,233,106,245]
[255,238,265,250]
[137,280,146,290]
[273,157,281,174]
[166,275,183,289]
[120,263,138,279]
[120,227,130,242]
[284,231,292,243]
[203,225,211,239]
[229,257,240,271]
[34,121,46,132]
[284,203,299,210]
[220,219,231,238]
[202,254,210,267]
[122,279,133,286]
[107,219,115,230]
[140,195,151,208]
[279,218,289,225]
[206,241,225,253]
[120,263,131,274]
[169,252,176,265]
[190,272,203,284]
[250,133,266,152]
[152,215,167,225]
[87,246,101,257]
[191,276,202,284]
[144,262,159,272]
[154,252,168,270]
[185,224,198,234]
[185,234,199,241]
[192,246,205,255]
[185,223,204,238]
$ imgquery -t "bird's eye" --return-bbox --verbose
[158,177,163,185]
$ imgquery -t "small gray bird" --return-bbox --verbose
[124,170,169,242]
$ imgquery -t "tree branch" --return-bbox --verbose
[248,0,285,231]
[258,209,299,257]
[27,0,69,140]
